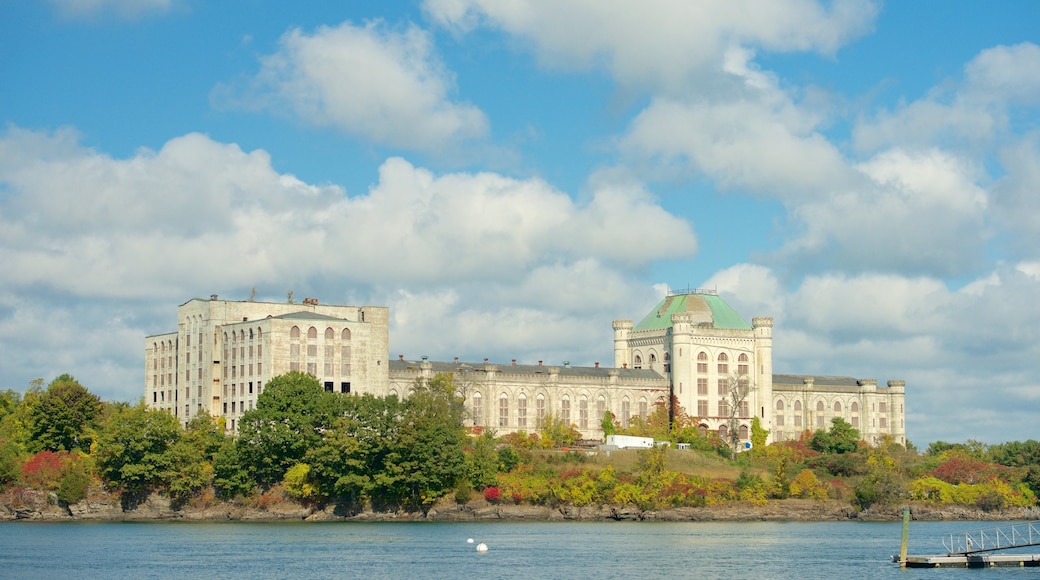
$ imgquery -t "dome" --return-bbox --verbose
[633,291,751,331]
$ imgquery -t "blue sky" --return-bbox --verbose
[2,0,1039,446]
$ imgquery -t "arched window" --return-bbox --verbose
[633,354,642,369]
[775,399,785,427]
[291,326,301,339]
[596,395,606,425]
[257,328,262,339]
[738,425,749,440]
[341,328,351,340]
[717,352,728,374]
[249,328,254,340]
[663,352,671,373]
[307,326,318,339]
[698,424,708,437]
[649,353,657,364]
[472,392,482,427]
[638,397,648,420]
[816,401,825,427]
[851,402,860,428]
[697,352,708,373]
[621,397,631,428]
[834,401,842,413]
[579,395,589,429]
[536,393,546,428]
[794,400,803,427]
[737,353,749,376]
[325,327,334,340]
[517,393,527,429]
[498,393,509,427]
[561,394,571,425]
[718,424,728,440]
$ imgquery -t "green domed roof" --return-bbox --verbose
[633,291,751,331]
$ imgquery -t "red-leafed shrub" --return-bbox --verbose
[483,486,501,502]
[21,451,65,491]
[929,453,1006,485]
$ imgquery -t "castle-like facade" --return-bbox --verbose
[145,291,906,444]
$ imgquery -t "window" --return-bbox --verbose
[879,402,887,413]
[472,392,483,426]
[325,327,334,340]
[718,424,728,440]
[851,402,859,428]
[579,396,589,429]
[834,401,842,413]
[291,326,300,338]
[816,401,825,427]
[324,382,334,392]
[740,401,749,417]
[290,344,300,358]
[341,328,351,340]
[633,355,642,370]
[638,397,648,420]
[517,394,527,429]
[536,394,546,428]
[719,399,729,417]
[596,396,605,425]
[621,398,630,428]
[794,401,802,427]
[737,353,749,376]
[340,382,350,393]
[717,352,728,374]
[498,394,509,427]
[697,400,708,418]
[738,425,749,440]
[307,327,317,339]
[697,351,708,373]
[561,396,571,425]
[775,400,784,426]
[717,379,727,395]
[307,344,317,357]
[307,362,316,375]
[325,345,334,358]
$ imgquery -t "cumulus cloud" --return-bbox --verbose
[0,126,693,400]
[215,20,488,152]
[424,0,878,94]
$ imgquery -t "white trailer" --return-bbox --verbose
[605,435,654,449]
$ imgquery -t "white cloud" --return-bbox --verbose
[0,127,693,401]
[216,20,488,152]
[47,0,178,19]
[424,0,878,94]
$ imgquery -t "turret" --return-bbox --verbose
[613,319,633,369]
[752,317,774,440]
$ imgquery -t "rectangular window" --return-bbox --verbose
[621,400,630,428]
[698,378,708,395]
[738,363,748,376]
[794,414,802,427]
[324,362,333,376]
[257,344,262,357]
[187,352,191,364]
[880,417,888,428]
[596,399,604,423]
[341,345,350,359]
[776,413,784,426]
[290,361,300,372]
[717,379,727,395]
[325,345,334,358]
[697,362,707,373]
[248,382,253,394]
[697,400,708,418]
[879,402,887,413]
[307,362,316,375]
[639,400,647,420]
[324,381,333,392]
[231,401,236,413]
[718,363,728,374]
[740,401,749,417]
[257,362,262,376]
[248,364,253,376]
[340,382,350,393]
[307,344,317,357]
[719,399,729,417]
[341,363,351,376]
[223,402,227,414]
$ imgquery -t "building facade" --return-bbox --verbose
[144,296,388,431]
[146,291,905,445]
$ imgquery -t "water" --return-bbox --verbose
[0,520,1036,579]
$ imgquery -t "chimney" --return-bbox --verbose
[538,360,543,366]
[454,356,459,364]
[484,357,489,364]
[210,294,218,301]
[595,362,600,368]
[512,359,517,366]
[398,354,404,361]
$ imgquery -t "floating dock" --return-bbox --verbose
[895,513,1040,568]
[902,553,1040,568]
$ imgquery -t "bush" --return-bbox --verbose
[483,486,501,503]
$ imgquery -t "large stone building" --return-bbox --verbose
[146,290,905,444]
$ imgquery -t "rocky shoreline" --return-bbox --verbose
[4,489,1039,523]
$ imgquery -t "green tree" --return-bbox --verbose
[94,402,180,493]
[601,410,617,439]
[810,417,860,455]
[27,375,102,453]
[236,371,342,487]
[750,416,769,450]
[212,440,253,500]
[465,429,500,490]
[161,416,228,506]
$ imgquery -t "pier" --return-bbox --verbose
[897,515,1040,568]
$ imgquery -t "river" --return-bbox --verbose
[1,520,1037,578]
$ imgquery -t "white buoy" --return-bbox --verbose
[467,538,474,544]
[476,542,488,553]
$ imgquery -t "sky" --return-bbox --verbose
[2,0,1039,446]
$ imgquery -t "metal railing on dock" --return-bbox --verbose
[943,521,1040,555]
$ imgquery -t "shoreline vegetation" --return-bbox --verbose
[3,373,1040,525]
[4,490,1040,523]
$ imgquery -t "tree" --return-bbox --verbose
[810,417,860,455]
[28,375,102,453]
[94,402,180,493]
[750,416,769,450]
[725,373,748,456]
[236,371,342,487]
[465,429,500,491]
